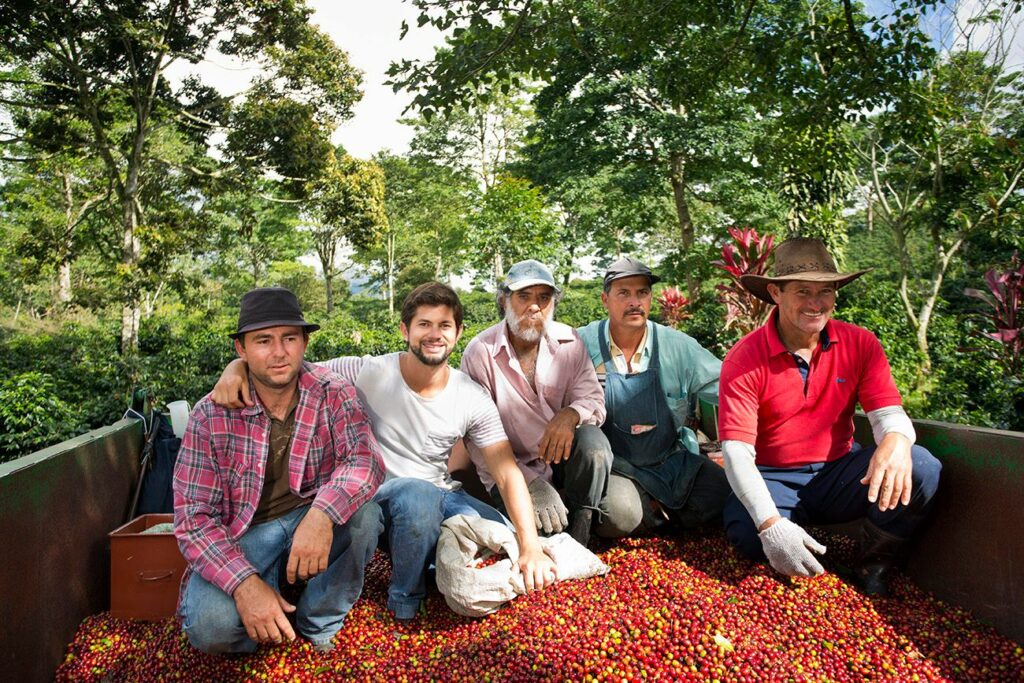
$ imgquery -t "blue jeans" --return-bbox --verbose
[724,444,941,560]
[180,502,383,653]
[373,477,510,619]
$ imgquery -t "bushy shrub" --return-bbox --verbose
[677,295,736,359]
[137,313,238,406]
[555,280,606,328]
[832,278,924,396]
[0,320,125,430]
[0,371,82,462]
[921,311,1023,431]
[307,310,406,361]
[460,289,500,326]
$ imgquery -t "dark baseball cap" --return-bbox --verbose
[603,257,660,288]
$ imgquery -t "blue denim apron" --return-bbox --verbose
[598,321,702,509]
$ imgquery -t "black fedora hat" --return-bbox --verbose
[229,287,320,339]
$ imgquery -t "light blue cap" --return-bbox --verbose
[503,259,560,293]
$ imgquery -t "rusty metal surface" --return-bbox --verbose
[0,419,143,683]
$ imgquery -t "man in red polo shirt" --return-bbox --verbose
[718,238,941,595]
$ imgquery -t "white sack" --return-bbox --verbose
[435,514,609,618]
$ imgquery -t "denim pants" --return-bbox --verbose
[180,502,383,653]
[723,443,942,561]
[373,477,509,620]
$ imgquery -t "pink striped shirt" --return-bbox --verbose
[460,321,605,490]
[173,362,384,596]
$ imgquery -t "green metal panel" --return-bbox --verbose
[896,420,1024,644]
[0,419,143,683]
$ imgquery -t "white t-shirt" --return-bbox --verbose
[322,353,507,490]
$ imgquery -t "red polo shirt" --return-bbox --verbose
[718,312,902,467]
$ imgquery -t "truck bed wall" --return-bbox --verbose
[2,412,1022,681]
[0,419,143,683]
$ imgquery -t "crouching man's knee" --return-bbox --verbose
[569,425,614,474]
[342,501,384,553]
[595,475,643,538]
[180,575,253,655]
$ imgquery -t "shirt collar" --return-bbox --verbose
[607,320,651,362]
[765,309,837,358]
[492,320,573,359]
[241,361,324,418]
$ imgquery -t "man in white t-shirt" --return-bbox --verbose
[213,283,557,622]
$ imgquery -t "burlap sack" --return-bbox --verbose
[435,514,609,617]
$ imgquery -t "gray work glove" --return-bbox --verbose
[758,518,827,577]
[527,477,568,535]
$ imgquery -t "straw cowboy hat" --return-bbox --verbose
[740,237,871,304]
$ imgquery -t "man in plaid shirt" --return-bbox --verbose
[173,287,385,654]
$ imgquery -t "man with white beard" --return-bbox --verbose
[460,260,633,546]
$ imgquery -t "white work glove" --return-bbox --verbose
[527,477,568,535]
[758,518,827,578]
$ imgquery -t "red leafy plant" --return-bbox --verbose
[965,252,1024,376]
[656,286,691,329]
[713,227,775,336]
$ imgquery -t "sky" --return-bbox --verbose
[169,1,445,160]
[306,1,446,159]
[179,1,1023,163]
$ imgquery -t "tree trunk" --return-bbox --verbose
[325,273,335,314]
[668,151,699,299]
[58,172,74,305]
[386,232,396,315]
[58,261,72,305]
[493,251,504,284]
[119,194,141,355]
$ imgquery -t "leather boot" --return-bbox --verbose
[568,508,594,547]
[852,521,908,597]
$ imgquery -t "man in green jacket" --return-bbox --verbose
[578,257,730,535]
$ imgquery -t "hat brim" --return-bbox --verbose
[739,270,871,304]
[507,278,561,293]
[229,320,320,339]
[604,272,661,287]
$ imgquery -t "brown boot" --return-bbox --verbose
[852,522,908,597]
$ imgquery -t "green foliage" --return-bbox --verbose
[459,290,500,327]
[833,279,925,396]
[360,152,475,310]
[0,371,81,462]
[466,176,560,285]
[307,152,389,312]
[555,280,607,328]
[675,293,735,359]
[0,319,125,430]
[1,0,364,351]
[918,309,1023,431]
[306,310,406,361]
[136,314,238,408]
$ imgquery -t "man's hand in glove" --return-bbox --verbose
[758,517,827,577]
[527,477,568,535]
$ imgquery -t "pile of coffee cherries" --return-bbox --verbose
[56,534,1024,682]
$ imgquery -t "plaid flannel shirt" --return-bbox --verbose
[173,361,384,597]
